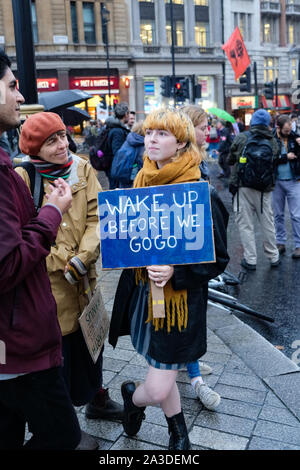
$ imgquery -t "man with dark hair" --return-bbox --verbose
[0,49,81,449]
[127,111,136,130]
[273,114,300,258]
[105,102,130,188]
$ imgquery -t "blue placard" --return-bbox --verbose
[98,182,215,269]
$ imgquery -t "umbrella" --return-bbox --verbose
[208,107,236,123]
[38,89,93,112]
[60,106,91,126]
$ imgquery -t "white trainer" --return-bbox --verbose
[198,362,212,376]
[194,382,221,411]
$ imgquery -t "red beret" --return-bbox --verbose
[19,112,66,155]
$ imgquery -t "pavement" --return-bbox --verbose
[74,267,300,451]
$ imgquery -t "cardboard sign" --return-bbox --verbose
[79,286,110,363]
[98,181,215,269]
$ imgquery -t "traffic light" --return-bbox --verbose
[194,84,202,99]
[239,67,251,93]
[99,95,107,109]
[161,76,171,97]
[263,82,274,100]
[174,78,189,100]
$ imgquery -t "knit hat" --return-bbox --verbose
[250,110,271,128]
[19,112,66,156]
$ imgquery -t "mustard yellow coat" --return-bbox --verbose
[16,154,102,335]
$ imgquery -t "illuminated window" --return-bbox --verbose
[292,58,297,81]
[288,24,294,44]
[83,2,96,44]
[264,57,279,82]
[195,23,209,47]
[140,20,156,45]
[165,0,184,4]
[233,12,252,41]
[166,21,184,46]
[194,0,208,5]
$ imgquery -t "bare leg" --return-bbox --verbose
[132,366,180,416]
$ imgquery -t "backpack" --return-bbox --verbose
[110,141,142,185]
[238,132,274,192]
[15,161,44,211]
[89,127,113,171]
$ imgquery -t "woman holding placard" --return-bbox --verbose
[109,109,229,450]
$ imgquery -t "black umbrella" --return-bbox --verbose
[60,106,91,126]
[38,89,93,112]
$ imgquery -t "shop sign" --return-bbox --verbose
[231,96,255,110]
[69,76,119,91]
[37,78,59,92]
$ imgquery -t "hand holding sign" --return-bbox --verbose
[147,265,174,288]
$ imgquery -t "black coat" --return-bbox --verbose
[108,186,229,364]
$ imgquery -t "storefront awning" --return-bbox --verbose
[261,95,291,110]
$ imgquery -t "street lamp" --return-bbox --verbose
[101,3,111,114]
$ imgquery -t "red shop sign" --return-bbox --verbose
[69,76,119,90]
[37,78,58,92]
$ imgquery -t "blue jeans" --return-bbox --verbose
[187,361,201,380]
[272,179,300,248]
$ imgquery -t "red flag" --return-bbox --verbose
[222,27,251,80]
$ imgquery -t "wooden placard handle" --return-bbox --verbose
[150,280,165,319]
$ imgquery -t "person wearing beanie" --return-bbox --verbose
[16,111,123,450]
[228,109,280,270]
[108,109,229,450]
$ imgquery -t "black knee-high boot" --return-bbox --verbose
[165,411,191,450]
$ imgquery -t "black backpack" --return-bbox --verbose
[15,161,44,211]
[238,132,274,192]
[89,127,113,171]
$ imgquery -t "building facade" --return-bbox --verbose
[224,0,300,124]
[0,0,225,120]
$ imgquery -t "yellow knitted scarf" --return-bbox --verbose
[134,150,201,332]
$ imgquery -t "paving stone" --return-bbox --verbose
[263,371,300,420]
[110,436,165,451]
[77,413,123,441]
[103,357,128,373]
[207,341,232,355]
[216,398,261,420]
[199,351,231,365]
[132,422,170,447]
[253,420,300,446]
[103,346,136,362]
[259,405,300,427]
[194,410,255,437]
[129,354,148,367]
[181,396,203,415]
[248,436,300,450]
[214,384,267,405]
[218,371,266,391]
[264,390,287,408]
[108,374,145,391]
[119,364,148,381]
[116,336,135,351]
[103,370,117,386]
[224,355,255,376]
[189,425,249,450]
